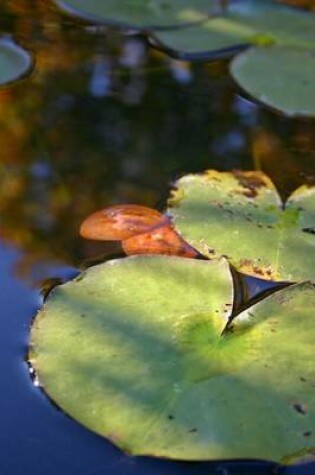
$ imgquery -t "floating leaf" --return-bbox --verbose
[30,258,315,462]
[80,204,198,258]
[168,170,315,281]
[53,0,218,29]
[151,0,315,60]
[230,46,315,117]
[80,204,169,241]
[0,38,32,87]
[122,223,198,257]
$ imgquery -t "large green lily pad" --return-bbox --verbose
[30,256,315,462]
[231,45,315,117]
[151,0,315,59]
[0,38,32,87]
[168,170,315,282]
[53,0,218,29]
[30,256,234,458]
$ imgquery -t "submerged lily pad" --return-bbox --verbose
[53,0,218,29]
[231,46,315,117]
[168,170,315,281]
[0,38,32,87]
[30,257,315,462]
[151,0,315,59]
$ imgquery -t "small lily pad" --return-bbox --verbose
[30,257,315,462]
[231,46,315,117]
[168,170,315,281]
[151,0,315,60]
[53,0,218,29]
[0,38,32,87]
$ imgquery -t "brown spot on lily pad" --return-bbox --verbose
[232,171,268,199]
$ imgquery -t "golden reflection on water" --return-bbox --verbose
[0,0,314,282]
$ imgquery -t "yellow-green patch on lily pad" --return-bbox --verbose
[168,170,315,282]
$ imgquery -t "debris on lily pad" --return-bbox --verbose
[0,38,33,87]
[53,0,218,30]
[168,170,315,281]
[30,256,315,462]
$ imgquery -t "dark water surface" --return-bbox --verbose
[1,2,315,474]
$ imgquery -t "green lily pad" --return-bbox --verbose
[0,38,32,87]
[168,170,315,282]
[30,255,234,459]
[53,0,218,29]
[30,256,315,462]
[230,45,315,117]
[226,281,315,464]
[151,0,315,60]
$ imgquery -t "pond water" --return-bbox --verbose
[0,2,315,474]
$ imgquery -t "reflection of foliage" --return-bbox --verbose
[0,0,314,281]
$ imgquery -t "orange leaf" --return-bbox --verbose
[80,204,169,241]
[122,224,198,258]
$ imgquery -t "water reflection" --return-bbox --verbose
[0,11,230,279]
